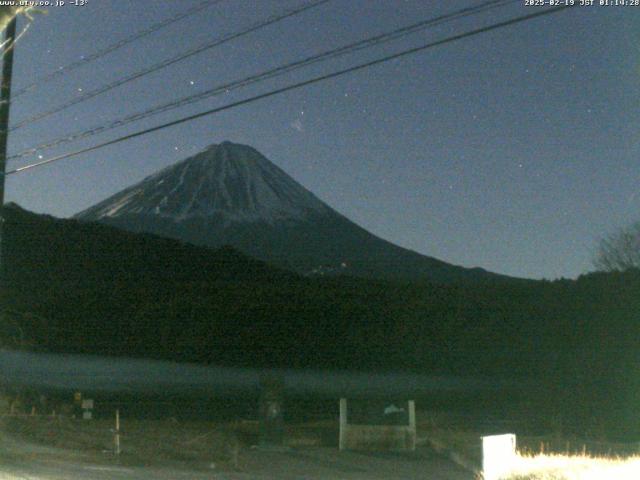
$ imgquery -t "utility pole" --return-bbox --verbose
[0,17,17,291]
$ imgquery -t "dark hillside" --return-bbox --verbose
[2,204,639,437]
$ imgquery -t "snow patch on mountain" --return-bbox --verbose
[77,142,330,224]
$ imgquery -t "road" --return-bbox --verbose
[0,446,473,479]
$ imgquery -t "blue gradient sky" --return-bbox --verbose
[4,0,639,279]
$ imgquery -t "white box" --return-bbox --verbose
[482,433,516,480]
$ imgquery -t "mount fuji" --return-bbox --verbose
[76,141,502,282]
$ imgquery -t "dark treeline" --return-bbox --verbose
[1,204,639,438]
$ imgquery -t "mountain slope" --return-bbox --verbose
[76,141,506,283]
[79,141,329,224]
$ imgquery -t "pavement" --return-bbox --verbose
[0,445,474,480]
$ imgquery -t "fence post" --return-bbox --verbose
[339,398,347,451]
[114,409,121,456]
[408,400,416,450]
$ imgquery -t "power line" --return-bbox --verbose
[11,0,226,100]
[5,5,574,177]
[8,0,518,163]
[9,0,331,132]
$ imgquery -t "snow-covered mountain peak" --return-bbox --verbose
[76,142,330,223]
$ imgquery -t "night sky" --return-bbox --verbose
[3,0,638,280]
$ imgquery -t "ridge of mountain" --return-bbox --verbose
[75,141,511,283]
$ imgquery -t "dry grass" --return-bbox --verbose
[502,453,640,480]
[417,410,640,480]
[0,414,336,470]
[0,415,242,470]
